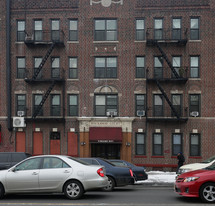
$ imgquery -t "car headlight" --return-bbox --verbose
[183,177,199,182]
[179,169,191,174]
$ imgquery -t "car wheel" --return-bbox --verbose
[200,182,215,203]
[103,176,115,191]
[64,180,84,200]
[0,184,5,199]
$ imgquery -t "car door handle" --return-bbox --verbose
[32,172,38,175]
[64,170,70,173]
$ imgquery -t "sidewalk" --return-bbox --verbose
[135,171,177,186]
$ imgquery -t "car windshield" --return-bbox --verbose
[201,155,215,163]
[205,163,215,170]
[68,157,90,165]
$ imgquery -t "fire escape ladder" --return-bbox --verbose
[155,80,180,119]
[32,81,56,119]
[32,43,56,80]
[155,42,180,79]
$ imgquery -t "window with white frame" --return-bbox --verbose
[172,18,181,40]
[69,57,78,79]
[34,20,43,41]
[154,19,163,40]
[136,56,145,78]
[68,94,78,116]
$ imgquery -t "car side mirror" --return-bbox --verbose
[9,166,16,172]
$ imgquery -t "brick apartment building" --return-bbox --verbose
[0,0,215,170]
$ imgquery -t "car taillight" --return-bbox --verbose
[97,168,105,177]
[129,169,134,177]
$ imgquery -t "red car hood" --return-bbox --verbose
[178,169,215,178]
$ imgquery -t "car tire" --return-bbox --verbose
[0,184,5,199]
[63,180,84,200]
[103,176,115,191]
[200,182,215,203]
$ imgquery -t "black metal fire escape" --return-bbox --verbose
[32,43,55,80]
[146,28,188,121]
[24,30,65,121]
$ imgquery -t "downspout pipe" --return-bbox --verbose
[6,0,12,131]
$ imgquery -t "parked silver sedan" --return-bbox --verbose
[0,155,108,200]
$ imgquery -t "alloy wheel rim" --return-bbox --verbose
[203,185,215,201]
[66,183,80,197]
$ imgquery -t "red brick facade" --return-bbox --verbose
[1,0,215,170]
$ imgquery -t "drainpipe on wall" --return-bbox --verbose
[6,0,12,131]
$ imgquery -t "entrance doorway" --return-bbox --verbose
[91,143,120,159]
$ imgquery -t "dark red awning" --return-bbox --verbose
[89,127,122,143]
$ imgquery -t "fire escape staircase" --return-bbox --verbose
[154,41,181,119]
[32,43,56,80]
[30,42,56,119]
[32,80,56,119]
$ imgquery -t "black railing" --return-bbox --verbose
[25,30,65,45]
[24,68,65,82]
[146,67,188,80]
[146,28,188,43]
[146,106,188,122]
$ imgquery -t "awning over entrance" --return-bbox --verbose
[89,127,122,143]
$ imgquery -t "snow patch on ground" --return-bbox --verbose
[135,171,177,184]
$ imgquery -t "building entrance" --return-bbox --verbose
[91,143,120,159]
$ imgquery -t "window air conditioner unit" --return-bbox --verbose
[137,110,145,117]
[13,117,26,128]
[25,35,33,41]
[190,111,199,117]
[106,111,117,117]
[17,111,25,117]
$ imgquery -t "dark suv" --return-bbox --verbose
[0,152,31,170]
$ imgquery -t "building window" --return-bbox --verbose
[154,56,163,78]
[17,57,26,79]
[34,20,43,41]
[135,94,145,116]
[17,20,25,41]
[16,94,26,115]
[136,57,145,78]
[68,95,78,116]
[153,133,163,156]
[189,94,200,116]
[172,94,182,117]
[172,133,182,156]
[172,56,181,78]
[51,57,60,78]
[136,19,145,41]
[190,134,201,156]
[95,57,117,78]
[51,95,61,116]
[154,19,163,40]
[51,19,60,41]
[172,18,181,40]
[190,56,199,78]
[34,57,42,79]
[95,94,118,116]
[33,94,43,116]
[69,20,78,41]
[50,132,61,140]
[154,95,163,116]
[136,133,145,155]
[69,57,78,79]
[190,17,199,40]
[94,19,117,41]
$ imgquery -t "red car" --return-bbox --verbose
[175,163,215,203]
